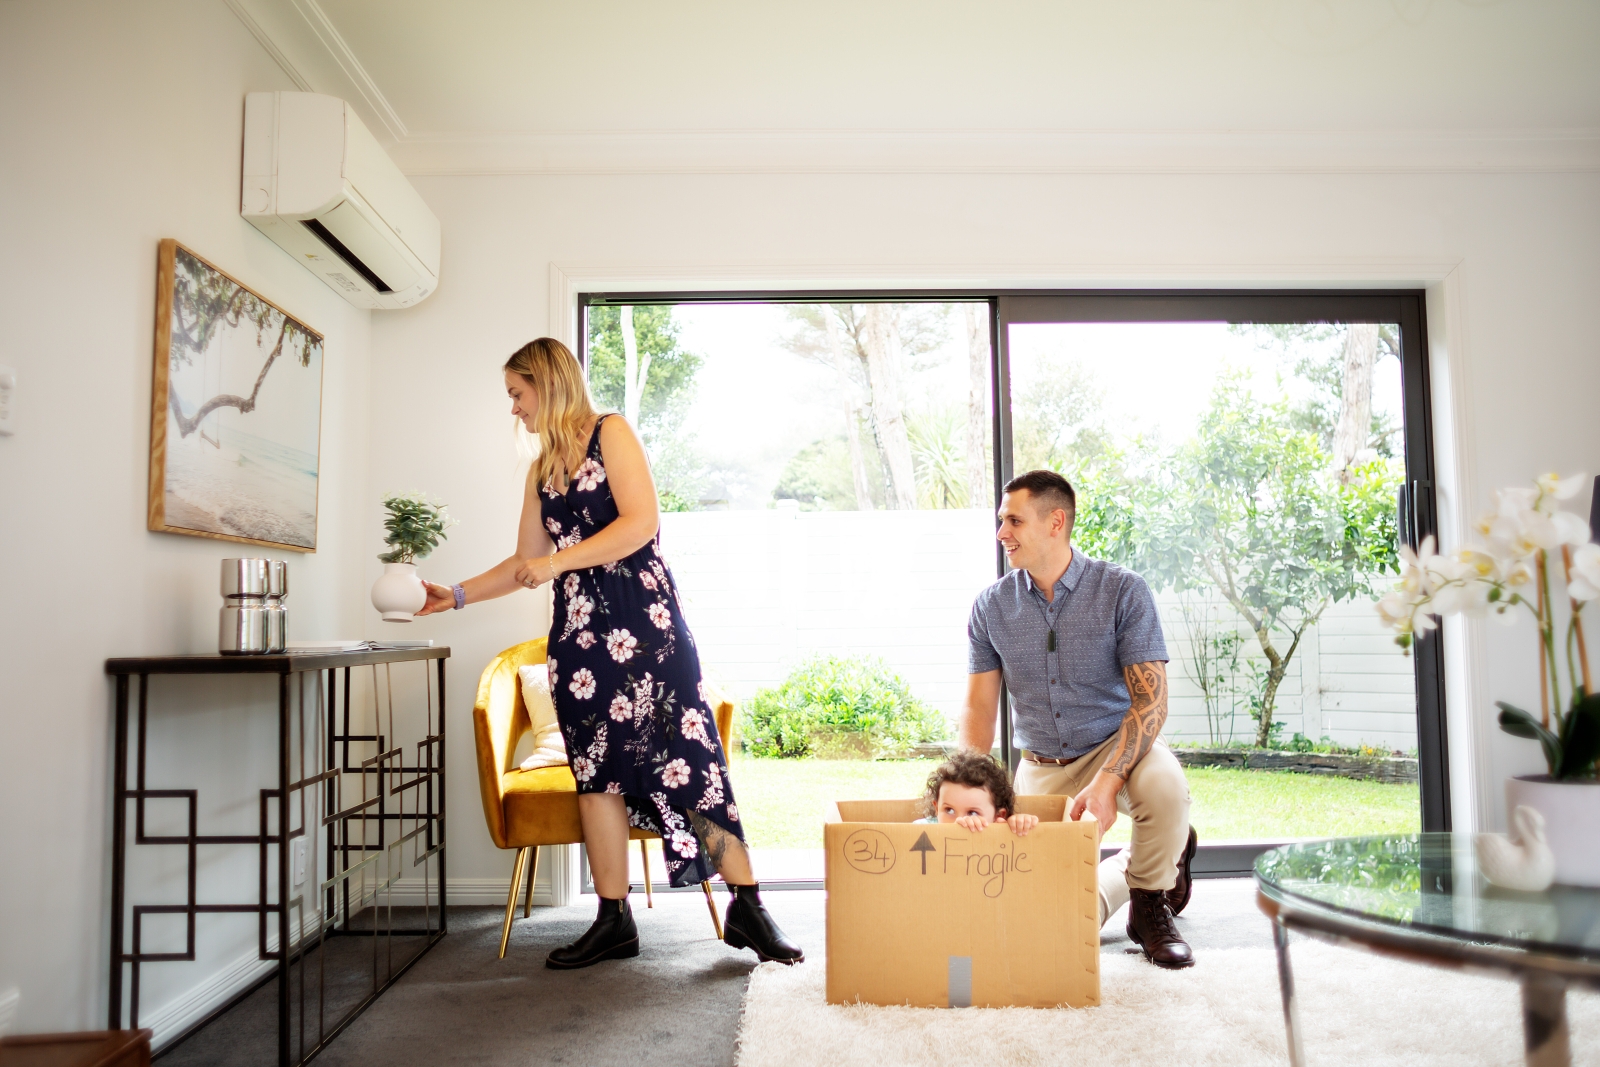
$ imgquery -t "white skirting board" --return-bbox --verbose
[141,944,277,1051]
[386,844,582,907]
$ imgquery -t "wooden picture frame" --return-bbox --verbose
[148,239,325,551]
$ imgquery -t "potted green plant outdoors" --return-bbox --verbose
[371,492,455,622]
[1378,473,1600,885]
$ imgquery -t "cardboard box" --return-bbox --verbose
[824,796,1100,1009]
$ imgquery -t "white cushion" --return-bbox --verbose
[517,663,568,770]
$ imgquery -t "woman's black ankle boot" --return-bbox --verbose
[546,893,639,970]
[723,884,804,965]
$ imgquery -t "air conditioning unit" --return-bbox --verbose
[242,92,439,310]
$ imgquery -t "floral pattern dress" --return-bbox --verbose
[542,415,743,887]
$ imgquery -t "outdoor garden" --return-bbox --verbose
[588,303,1424,863]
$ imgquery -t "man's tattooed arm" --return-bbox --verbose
[1102,661,1169,781]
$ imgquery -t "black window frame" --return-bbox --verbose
[574,288,1446,889]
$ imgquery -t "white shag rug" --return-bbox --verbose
[736,942,1600,1067]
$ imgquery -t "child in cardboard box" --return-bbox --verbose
[918,751,1039,836]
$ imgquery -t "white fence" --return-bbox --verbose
[659,508,1417,754]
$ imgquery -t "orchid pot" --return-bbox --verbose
[1379,472,1600,887]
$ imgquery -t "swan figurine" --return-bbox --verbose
[1475,805,1556,892]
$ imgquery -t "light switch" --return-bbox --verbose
[0,365,13,436]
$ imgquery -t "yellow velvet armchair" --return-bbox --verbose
[474,637,737,957]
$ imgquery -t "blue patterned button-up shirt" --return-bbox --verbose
[967,551,1168,759]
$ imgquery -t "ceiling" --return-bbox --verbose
[226,0,1600,174]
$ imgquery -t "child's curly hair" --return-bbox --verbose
[919,751,1016,820]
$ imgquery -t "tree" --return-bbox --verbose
[781,303,952,510]
[962,304,990,507]
[587,305,704,508]
[1080,377,1401,747]
[1236,322,1402,463]
[167,247,318,440]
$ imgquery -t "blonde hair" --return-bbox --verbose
[504,338,602,490]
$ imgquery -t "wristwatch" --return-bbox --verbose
[452,583,466,610]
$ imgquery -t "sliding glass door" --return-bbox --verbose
[998,293,1443,846]
[577,290,1443,889]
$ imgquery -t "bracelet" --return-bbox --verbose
[546,554,561,582]
[451,583,466,610]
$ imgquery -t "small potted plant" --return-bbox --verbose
[371,492,455,622]
[1378,473,1600,884]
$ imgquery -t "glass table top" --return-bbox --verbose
[1256,833,1600,962]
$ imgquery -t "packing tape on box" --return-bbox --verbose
[947,956,973,1008]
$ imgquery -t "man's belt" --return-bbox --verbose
[1020,750,1076,765]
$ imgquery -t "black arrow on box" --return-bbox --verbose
[911,831,936,874]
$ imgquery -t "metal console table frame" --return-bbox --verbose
[105,647,449,1066]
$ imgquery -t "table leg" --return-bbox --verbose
[1522,972,1571,1067]
[1272,918,1306,1067]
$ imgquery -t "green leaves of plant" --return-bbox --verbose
[1496,702,1561,776]
[1558,691,1600,780]
[378,493,453,564]
[1497,694,1600,779]
[739,655,949,759]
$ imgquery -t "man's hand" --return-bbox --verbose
[1069,660,1169,834]
[1005,813,1039,837]
[1069,773,1121,835]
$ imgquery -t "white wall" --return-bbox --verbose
[372,167,1599,864]
[0,0,373,1035]
[2,0,1598,1039]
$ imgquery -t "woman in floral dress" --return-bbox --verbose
[419,337,802,970]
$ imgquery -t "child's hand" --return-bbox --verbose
[1006,813,1039,837]
[954,814,989,833]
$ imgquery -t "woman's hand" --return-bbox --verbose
[512,556,556,590]
[416,581,455,616]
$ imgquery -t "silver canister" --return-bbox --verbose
[264,602,288,654]
[220,558,288,653]
[221,558,270,598]
[266,559,288,599]
[220,598,270,654]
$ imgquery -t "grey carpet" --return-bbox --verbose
[158,878,1271,1067]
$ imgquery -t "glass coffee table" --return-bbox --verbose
[1256,833,1600,1067]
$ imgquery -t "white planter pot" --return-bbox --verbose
[1505,775,1600,887]
[371,562,426,622]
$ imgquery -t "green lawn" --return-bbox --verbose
[727,755,1421,849]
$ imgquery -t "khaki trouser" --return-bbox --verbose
[1014,735,1191,928]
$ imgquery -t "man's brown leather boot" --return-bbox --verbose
[1165,826,1199,915]
[1127,888,1194,969]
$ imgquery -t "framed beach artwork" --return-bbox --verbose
[148,239,324,550]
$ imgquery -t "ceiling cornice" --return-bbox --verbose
[225,0,407,140]
[390,127,1600,177]
[223,1,1599,178]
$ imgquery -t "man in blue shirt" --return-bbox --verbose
[962,469,1197,968]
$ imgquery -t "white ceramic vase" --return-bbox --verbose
[1505,775,1600,887]
[371,562,426,622]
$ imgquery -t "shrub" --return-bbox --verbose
[740,655,950,759]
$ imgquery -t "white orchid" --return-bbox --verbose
[1573,543,1600,603]
[1537,471,1587,502]
[1379,473,1597,779]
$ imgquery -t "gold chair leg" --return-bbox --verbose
[641,839,654,908]
[498,847,530,959]
[703,881,723,940]
[523,846,539,918]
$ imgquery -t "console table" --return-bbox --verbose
[105,647,449,1067]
